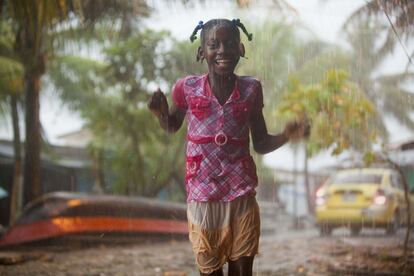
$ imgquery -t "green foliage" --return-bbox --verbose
[0,56,24,95]
[277,69,378,156]
[0,20,24,117]
[166,39,205,81]
[48,29,190,199]
[0,21,23,96]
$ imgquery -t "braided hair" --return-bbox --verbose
[189,18,253,45]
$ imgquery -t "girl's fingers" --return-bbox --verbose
[285,119,311,140]
[148,92,163,111]
[148,90,169,117]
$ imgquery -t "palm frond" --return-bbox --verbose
[76,0,149,26]
[47,54,106,111]
[380,87,414,130]
[0,35,15,58]
[343,17,390,70]
[383,103,414,130]
[376,30,397,60]
[405,50,414,72]
[344,0,414,47]
[391,1,414,38]
[0,56,24,95]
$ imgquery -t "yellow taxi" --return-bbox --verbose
[315,167,410,236]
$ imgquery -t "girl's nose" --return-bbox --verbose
[218,43,228,54]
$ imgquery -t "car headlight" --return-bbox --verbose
[315,187,326,206]
[373,189,387,205]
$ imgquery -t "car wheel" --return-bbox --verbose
[320,225,332,236]
[386,212,399,235]
[350,226,361,236]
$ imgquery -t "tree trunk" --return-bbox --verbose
[292,146,299,228]
[401,171,412,270]
[386,158,411,270]
[92,149,105,193]
[304,145,314,214]
[9,95,23,225]
[23,72,42,205]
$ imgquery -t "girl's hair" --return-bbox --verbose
[189,18,253,44]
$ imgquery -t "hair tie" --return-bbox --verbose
[232,18,253,41]
[232,19,240,24]
[190,20,204,42]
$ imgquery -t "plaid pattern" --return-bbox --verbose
[172,74,263,202]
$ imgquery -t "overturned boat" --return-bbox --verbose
[0,192,188,247]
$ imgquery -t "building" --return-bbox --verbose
[0,139,95,225]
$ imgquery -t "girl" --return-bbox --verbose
[148,19,309,276]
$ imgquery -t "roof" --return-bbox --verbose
[56,128,93,148]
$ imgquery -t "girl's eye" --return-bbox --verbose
[207,42,218,48]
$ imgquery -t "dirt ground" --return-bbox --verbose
[0,204,413,276]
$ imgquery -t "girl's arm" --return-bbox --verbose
[148,89,186,133]
[249,81,310,154]
[250,111,288,154]
[250,111,310,154]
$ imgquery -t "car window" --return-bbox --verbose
[332,172,383,184]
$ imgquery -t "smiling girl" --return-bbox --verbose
[148,19,309,276]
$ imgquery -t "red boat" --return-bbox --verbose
[0,192,188,247]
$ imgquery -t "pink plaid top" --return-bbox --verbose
[172,74,264,202]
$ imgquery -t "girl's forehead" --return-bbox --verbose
[205,25,239,40]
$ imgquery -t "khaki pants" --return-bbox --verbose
[187,195,260,274]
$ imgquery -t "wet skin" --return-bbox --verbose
[200,256,255,276]
[198,25,241,106]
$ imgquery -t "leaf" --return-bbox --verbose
[363,151,376,166]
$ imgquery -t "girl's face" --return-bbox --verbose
[200,25,241,76]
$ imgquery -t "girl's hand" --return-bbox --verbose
[283,119,311,141]
[148,88,169,118]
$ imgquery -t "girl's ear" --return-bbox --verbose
[196,46,204,62]
[239,43,245,57]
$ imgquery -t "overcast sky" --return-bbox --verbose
[1,0,413,171]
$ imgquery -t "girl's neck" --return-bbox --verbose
[208,72,236,91]
[208,72,236,105]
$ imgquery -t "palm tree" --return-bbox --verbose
[294,16,414,141]
[0,20,24,223]
[1,0,149,204]
[342,16,413,140]
[345,0,413,69]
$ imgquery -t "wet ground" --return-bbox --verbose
[0,203,413,275]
